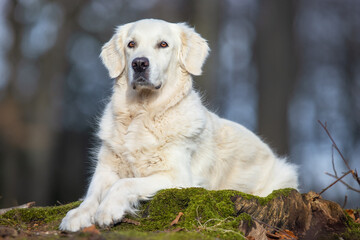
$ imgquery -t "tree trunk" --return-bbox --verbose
[232,190,348,239]
[255,0,297,156]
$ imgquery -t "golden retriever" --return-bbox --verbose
[60,19,298,232]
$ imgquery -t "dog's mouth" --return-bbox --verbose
[131,75,161,90]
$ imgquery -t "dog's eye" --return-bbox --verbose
[128,41,136,48]
[159,41,168,48]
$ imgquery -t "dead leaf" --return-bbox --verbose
[246,236,256,240]
[170,212,184,226]
[345,209,355,220]
[82,225,100,234]
[346,209,360,223]
[121,218,141,226]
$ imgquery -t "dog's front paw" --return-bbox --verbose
[59,207,95,232]
[94,201,126,227]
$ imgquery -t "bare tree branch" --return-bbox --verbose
[318,120,360,185]
[318,121,351,170]
[325,172,360,194]
[319,170,354,195]
[342,195,348,209]
[331,145,338,177]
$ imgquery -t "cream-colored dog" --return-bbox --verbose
[60,19,298,232]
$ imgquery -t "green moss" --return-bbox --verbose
[0,188,296,239]
[137,188,239,231]
[0,201,80,229]
[257,188,294,205]
[129,188,292,239]
[237,212,253,228]
[340,209,360,240]
[102,230,218,240]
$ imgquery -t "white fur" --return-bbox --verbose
[60,19,298,232]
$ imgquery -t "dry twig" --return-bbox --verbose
[0,201,35,215]
[331,146,338,177]
[342,195,348,209]
[318,120,360,198]
[319,170,354,195]
[121,218,140,226]
[318,120,360,185]
[163,227,183,233]
[170,212,183,226]
[325,172,360,193]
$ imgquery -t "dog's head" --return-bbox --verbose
[100,19,209,91]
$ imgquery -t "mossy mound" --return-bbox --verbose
[0,188,294,239]
[108,187,268,239]
[6,187,356,240]
[0,201,81,231]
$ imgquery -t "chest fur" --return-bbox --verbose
[100,92,206,176]
[123,115,160,153]
[106,110,180,176]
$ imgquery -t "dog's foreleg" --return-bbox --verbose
[94,174,174,227]
[59,162,119,232]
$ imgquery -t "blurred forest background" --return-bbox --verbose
[0,0,359,208]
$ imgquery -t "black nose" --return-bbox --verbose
[132,57,149,72]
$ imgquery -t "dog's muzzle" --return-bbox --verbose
[131,57,161,90]
[132,57,150,89]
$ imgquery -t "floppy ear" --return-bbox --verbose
[100,26,128,78]
[178,23,210,76]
